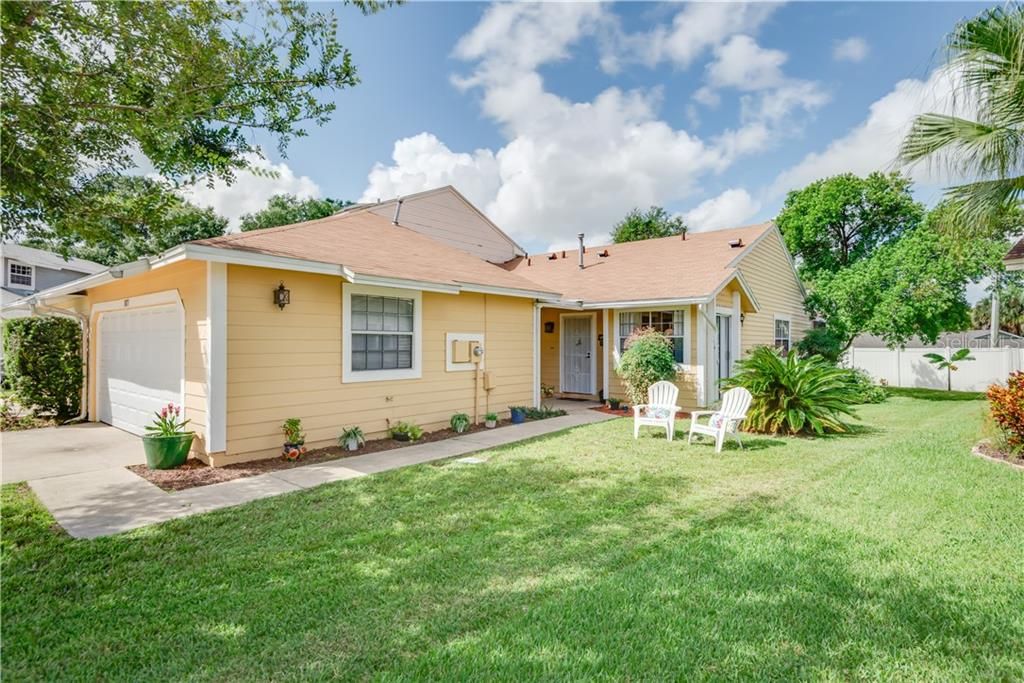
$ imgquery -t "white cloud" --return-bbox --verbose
[707,35,787,91]
[179,154,320,230]
[833,37,869,63]
[771,67,966,196]
[684,189,762,232]
[360,133,499,210]
[361,3,799,250]
[605,2,781,71]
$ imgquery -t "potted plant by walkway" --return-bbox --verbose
[389,421,423,442]
[484,412,498,429]
[143,403,193,470]
[450,413,471,434]
[282,418,307,460]
[509,406,527,424]
[339,426,364,452]
[608,397,621,411]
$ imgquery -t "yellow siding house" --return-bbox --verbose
[9,186,809,465]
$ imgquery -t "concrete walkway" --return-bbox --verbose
[25,408,614,539]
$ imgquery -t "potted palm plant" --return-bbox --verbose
[509,406,527,424]
[282,418,307,460]
[143,403,193,470]
[339,426,365,451]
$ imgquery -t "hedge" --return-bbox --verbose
[2,316,82,419]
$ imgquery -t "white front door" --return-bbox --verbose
[561,315,594,394]
[97,304,184,435]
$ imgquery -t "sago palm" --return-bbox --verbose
[899,5,1024,228]
[722,347,859,436]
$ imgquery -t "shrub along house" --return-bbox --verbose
[3,186,809,465]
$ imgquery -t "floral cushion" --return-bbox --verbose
[648,407,673,420]
[709,412,726,429]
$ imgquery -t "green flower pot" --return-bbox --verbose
[143,433,194,470]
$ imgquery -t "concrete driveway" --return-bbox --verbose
[1,422,145,484]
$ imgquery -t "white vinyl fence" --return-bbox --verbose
[845,346,1024,392]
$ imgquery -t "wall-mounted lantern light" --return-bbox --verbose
[274,282,290,310]
[739,312,746,325]
[544,321,555,333]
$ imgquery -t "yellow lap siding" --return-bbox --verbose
[224,265,534,463]
[83,260,209,456]
[735,229,811,355]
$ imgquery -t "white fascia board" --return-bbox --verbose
[159,244,350,277]
[456,281,558,300]
[345,272,460,294]
[538,299,584,309]
[583,297,709,310]
[1006,259,1024,272]
[709,271,761,313]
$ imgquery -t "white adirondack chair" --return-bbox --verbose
[633,381,681,441]
[688,387,753,453]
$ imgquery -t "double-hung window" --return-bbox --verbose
[344,285,422,382]
[774,316,792,353]
[618,309,687,363]
[7,262,33,288]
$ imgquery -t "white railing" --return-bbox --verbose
[845,346,1024,392]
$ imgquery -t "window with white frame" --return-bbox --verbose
[7,261,33,288]
[343,284,422,383]
[618,309,687,363]
[774,316,791,353]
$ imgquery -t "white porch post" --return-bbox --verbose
[532,303,541,408]
[206,262,227,454]
[602,308,610,401]
[696,303,708,407]
[731,290,742,373]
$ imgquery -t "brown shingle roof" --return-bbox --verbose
[192,210,557,296]
[506,223,773,304]
[1006,237,1024,264]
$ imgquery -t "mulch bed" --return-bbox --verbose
[590,406,691,419]
[972,440,1024,470]
[130,419,514,492]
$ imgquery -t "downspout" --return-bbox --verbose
[29,301,89,424]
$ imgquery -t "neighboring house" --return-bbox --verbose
[1,244,105,317]
[2,186,809,465]
[1007,237,1024,272]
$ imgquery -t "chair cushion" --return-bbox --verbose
[648,407,673,420]
[709,412,726,429]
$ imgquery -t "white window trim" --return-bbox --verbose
[342,283,422,383]
[559,312,597,395]
[612,305,692,370]
[774,313,792,351]
[7,260,35,289]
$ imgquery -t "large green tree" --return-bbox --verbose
[899,5,1024,228]
[611,206,687,243]
[806,215,1007,350]
[25,176,227,266]
[239,194,351,231]
[775,172,924,280]
[2,0,389,244]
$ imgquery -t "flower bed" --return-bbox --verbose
[130,419,512,491]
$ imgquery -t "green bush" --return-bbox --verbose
[796,326,845,364]
[845,368,888,404]
[616,328,678,406]
[723,346,859,435]
[2,317,82,419]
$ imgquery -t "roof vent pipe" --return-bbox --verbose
[577,233,585,269]
[392,198,404,225]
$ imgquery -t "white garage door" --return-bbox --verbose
[97,304,184,435]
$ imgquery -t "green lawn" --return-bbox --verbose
[3,395,1022,680]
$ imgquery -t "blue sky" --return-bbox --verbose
[188,1,986,256]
